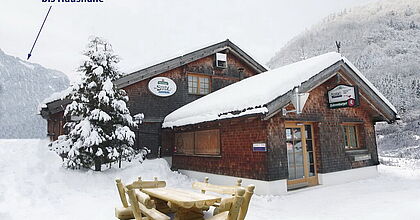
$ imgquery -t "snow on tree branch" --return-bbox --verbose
[49,36,142,171]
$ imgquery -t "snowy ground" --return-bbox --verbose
[1,139,420,220]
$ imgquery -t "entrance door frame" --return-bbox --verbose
[285,121,318,189]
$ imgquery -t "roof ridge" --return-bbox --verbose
[120,39,230,77]
[114,39,267,88]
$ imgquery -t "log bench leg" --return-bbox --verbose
[174,207,204,220]
[168,202,205,220]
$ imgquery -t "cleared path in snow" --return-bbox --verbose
[0,139,419,220]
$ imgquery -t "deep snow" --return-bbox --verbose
[0,139,419,220]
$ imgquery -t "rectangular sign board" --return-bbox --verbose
[354,154,372,161]
[327,84,360,109]
[252,143,267,152]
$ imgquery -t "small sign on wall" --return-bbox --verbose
[354,154,371,161]
[148,77,177,97]
[327,84,359,109]
[253,143,267,152]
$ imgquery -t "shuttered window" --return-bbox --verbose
[195,129,220,155]
[174,129,220,156]
[175,132,194,155]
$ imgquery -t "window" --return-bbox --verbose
[342,124,360,149]
[304,125,316,177]
[174,129,220,156]
[188,74,210,95]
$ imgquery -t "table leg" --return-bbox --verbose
[151,197,174,214]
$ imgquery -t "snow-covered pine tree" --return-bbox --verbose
[50,37,137,171]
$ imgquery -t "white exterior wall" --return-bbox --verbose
[179,166,378,195]
[318,165,378,186]
[179,169,288,195]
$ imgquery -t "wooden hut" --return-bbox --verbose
[162,52,399,194]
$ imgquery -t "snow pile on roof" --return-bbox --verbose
[39,86,73,109]
[163,52,397,128]
[163,52,342,128]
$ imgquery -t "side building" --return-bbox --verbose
[162,52,399,195]
[39,39,267,157]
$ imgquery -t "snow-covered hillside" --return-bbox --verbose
[1,139,420,220]
[267,0,420,158]
[0,49,69,138]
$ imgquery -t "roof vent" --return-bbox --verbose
[215,53,227,68]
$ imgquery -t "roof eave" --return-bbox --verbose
[163,111,265,129]
[264,61,343,120]
[340,63,399,123]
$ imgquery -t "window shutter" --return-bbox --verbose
[195,129,220,155]
[175,132,194,155]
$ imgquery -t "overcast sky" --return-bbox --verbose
[0,0,376,81]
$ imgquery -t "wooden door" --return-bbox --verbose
[285,122,318,190]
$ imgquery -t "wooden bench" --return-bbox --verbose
[115,178,134,220]
[115,177,170,219]
[126,187,170,220]
[129,177,166,189]
[192,177,255,220]
[130,177,173,214]
[207,188,246,220]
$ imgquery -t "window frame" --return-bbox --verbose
[174,129,221,157]
[342,122,362,150]
[187,74,211,95]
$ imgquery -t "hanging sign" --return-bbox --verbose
[148,77,177,97]
[253,143,267,152]
[327,84,359,109]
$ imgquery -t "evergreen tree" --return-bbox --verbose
[50,37,137,171]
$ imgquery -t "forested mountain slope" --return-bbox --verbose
[0,49,69,138]
[267,0,420,158]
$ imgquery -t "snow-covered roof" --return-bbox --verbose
[39,87,73,110]
[163,52,398,128]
